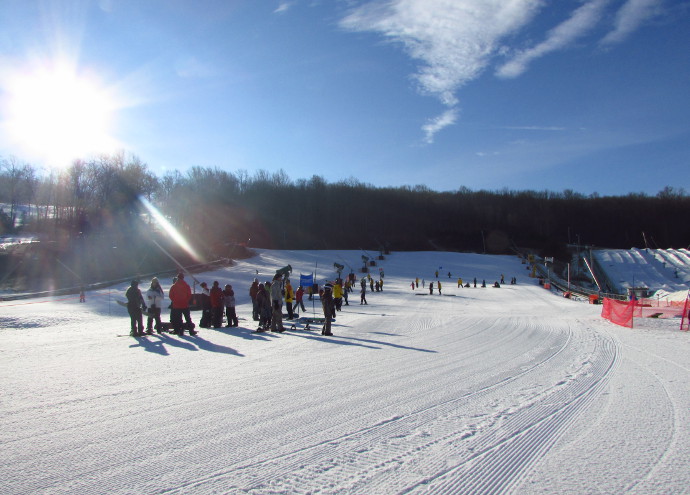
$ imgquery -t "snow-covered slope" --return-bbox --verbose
[1,249,689,494]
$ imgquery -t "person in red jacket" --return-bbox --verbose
[168,273,196,335]
[209,280,224,328]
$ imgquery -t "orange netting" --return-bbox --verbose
[601,298,636,328]
[603,296,689,329]
[681,296,690,331]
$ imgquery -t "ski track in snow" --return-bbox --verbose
[1,249,688,494]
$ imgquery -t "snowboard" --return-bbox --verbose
[159,321,196,332]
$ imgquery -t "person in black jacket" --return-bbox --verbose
[321,284,335,336]
[125,280,147,337]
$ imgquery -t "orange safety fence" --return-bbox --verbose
[601,298,636,328]
[681,296,690,331]
[635,297,687,308]
[603,296,689,329]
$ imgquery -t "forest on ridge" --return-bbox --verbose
[1,152,689,290]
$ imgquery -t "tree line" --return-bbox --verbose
[1,151,689,289]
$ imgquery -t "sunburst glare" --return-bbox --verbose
[138,196,202,263]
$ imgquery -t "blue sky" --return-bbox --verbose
[0,0,688,195]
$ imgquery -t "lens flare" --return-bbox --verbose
[139,196,202,263]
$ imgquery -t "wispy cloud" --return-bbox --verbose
[497,0,610,79]
[340,0,661,143]
[422,108,458,144]
[274,2,294,15]
[601,0,661,46]
[341,0,542,142]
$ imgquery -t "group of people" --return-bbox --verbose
[248,273,295,333]
[410,274,517,295]
[198,280,239,329]
[125,272,240,337]
[123,267,387,337]
[125,273,199,337]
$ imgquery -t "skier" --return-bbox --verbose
[125,280,147,337]
[360,279,368,305]
[321,283,335,336]
[438,280,442,295]
[429,281,434,294]
[145,277,164,334]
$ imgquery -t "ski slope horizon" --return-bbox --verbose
[1,249,689,494]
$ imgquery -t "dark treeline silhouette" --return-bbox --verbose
[1,152,689,290]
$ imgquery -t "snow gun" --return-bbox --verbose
[275,265,292,279]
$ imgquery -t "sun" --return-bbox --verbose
[2,61,120,167]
